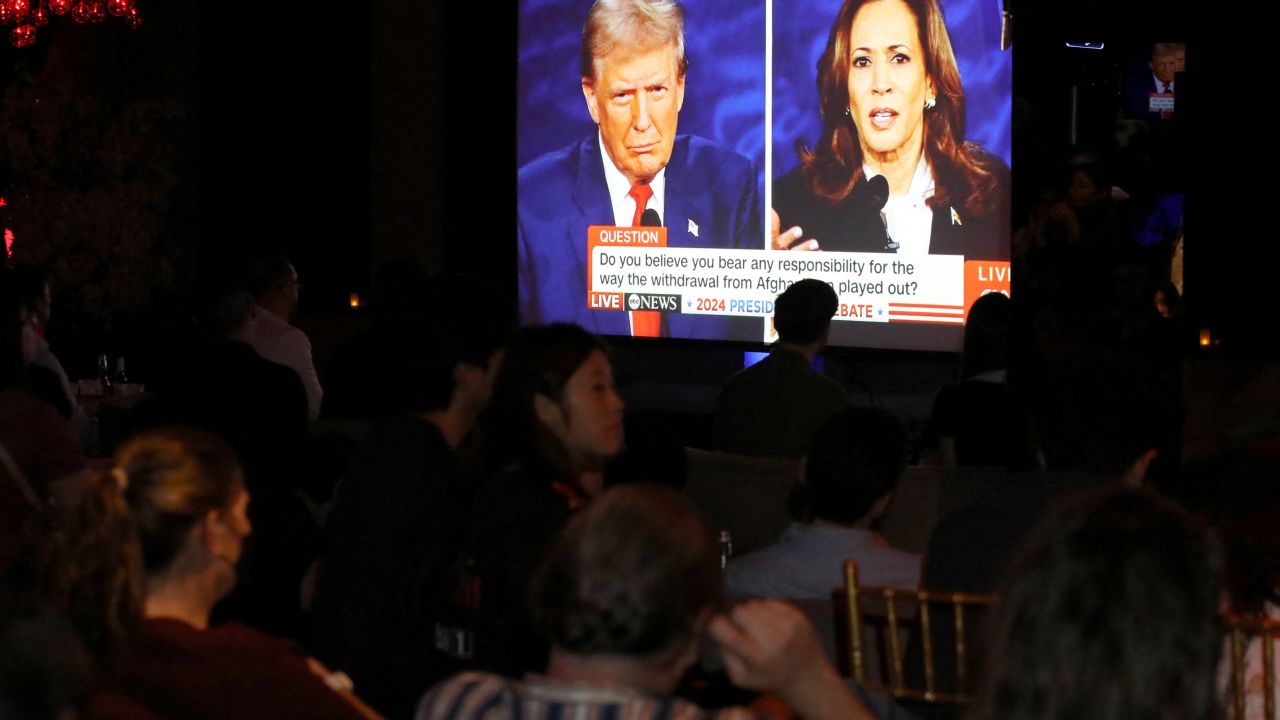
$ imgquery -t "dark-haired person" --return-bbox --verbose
[970,487,1222,720]
[923,351,1175,595]
[137,278,315,638]
[929,291,1034,468]
[46,428,379,719]
[11,264,81,424]
[247,254,323,420]
[418,484,876,720]
[1,271,86,583]
[729,406,919,600]
[715,279,847,458]
[311,320,506,719]
[466,323,626,676]
[518,0,762,340]
[772,0,1008,258]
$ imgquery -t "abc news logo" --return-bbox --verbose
[625,293,681,312]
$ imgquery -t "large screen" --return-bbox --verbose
[517,0,1011,351]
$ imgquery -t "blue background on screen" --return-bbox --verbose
[771,0,1012,178]
[517,0,768,171]
[517,0,1010,181]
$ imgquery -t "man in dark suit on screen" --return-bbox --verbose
[517,0,763,340]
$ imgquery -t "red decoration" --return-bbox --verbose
[9,22,35,47]
[7,0,137,37]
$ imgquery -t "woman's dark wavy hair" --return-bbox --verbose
[969,487,1223,720]
[800,0,999,217]
[480,323,609,476]
[531,483,722,662]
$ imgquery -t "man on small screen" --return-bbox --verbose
[1126,42,1182,120]
[517,0,763,339]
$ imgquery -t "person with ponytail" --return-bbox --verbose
[48,427,380,719]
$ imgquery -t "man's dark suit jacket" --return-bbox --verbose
[517,133,763,340]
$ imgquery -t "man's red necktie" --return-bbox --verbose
[628,182,661,337]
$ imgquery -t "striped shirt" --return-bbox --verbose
[416,672,765,720]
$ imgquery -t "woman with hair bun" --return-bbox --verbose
[47,427,379,719]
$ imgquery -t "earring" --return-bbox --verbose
[924,97,936,110]
[844,107,852,117]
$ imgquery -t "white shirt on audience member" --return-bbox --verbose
[728,523,920,600]
[252,305,322,420]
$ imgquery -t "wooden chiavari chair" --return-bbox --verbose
[1224,614,1280,720]
[843,559,995,706]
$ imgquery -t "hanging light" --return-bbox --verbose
[10,0,132,44]
[9,22,34,46]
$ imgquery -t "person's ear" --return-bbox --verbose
[1122,448,1159,488]
[582,76,601,126]
[195,509,221,553]
[675,71,686,113]
[454,362,480,390]
[534,393,563,428]
[869,492,894,521]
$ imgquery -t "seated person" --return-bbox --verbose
[728,406,920,600]
[969,488,1221,720]
[465,323,627,677]
[929,291,1035,469]
[715,279,847,458]
[311,315,505,719]
[417,484,876,720]
[47,427,378,719]
[11,264,80,424]
[247,253,323,420]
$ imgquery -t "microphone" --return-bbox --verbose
[640,208,662,227]
[860,174,890,212]
[851,174,896,252]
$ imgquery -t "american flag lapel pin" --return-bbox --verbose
[688,218,699,237]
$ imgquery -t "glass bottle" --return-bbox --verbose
[96,353,113,395]
[113,356,129,386]
[719,530,734,570]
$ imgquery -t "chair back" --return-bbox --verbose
[1224,614,1280,720]
[843,559,995,705]
[683,448,801,557]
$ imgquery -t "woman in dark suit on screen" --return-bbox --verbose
[772,0,1009,258]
